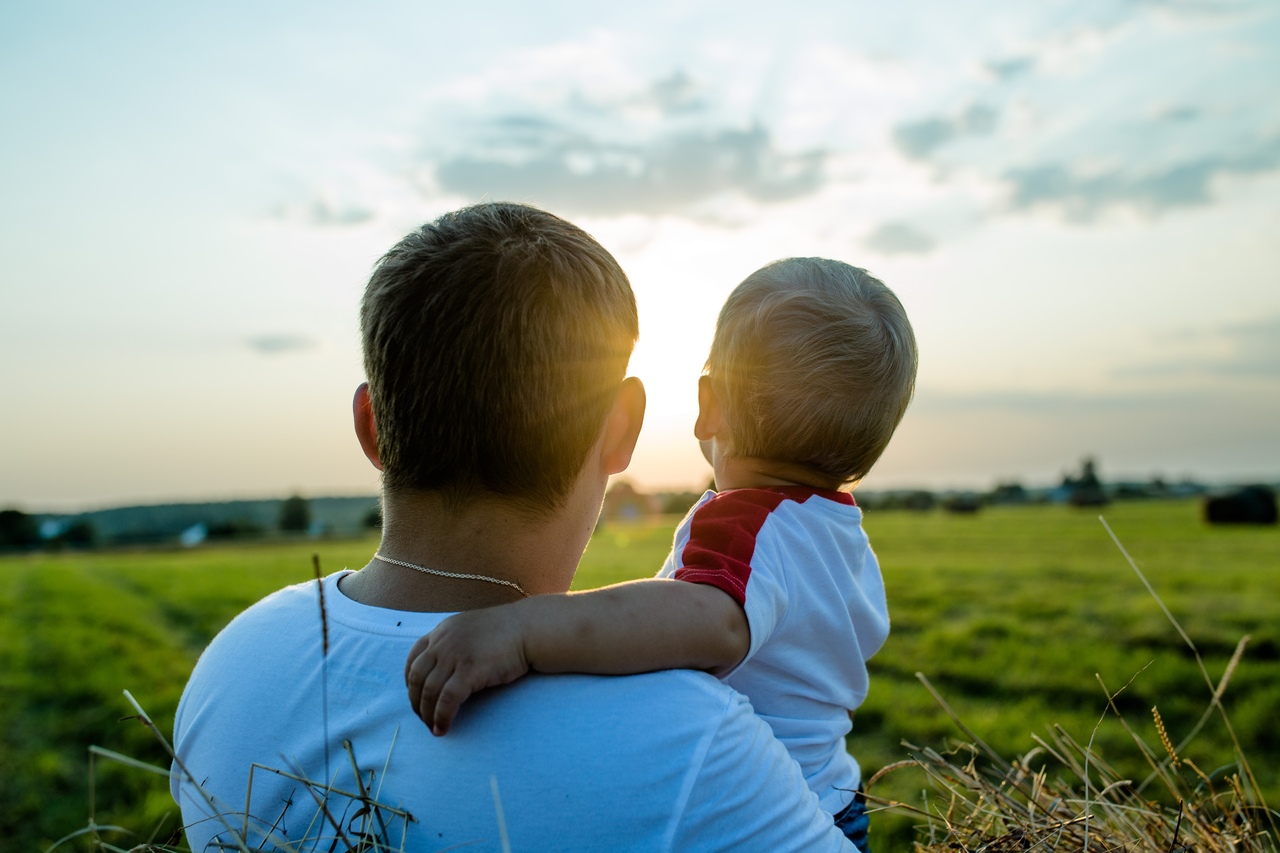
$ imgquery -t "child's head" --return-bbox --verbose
[704,257,917,487]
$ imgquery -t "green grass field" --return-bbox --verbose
[2,499,1276,850]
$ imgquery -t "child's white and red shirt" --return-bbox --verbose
[659,486,890,817]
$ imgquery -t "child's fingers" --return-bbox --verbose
[405,644,441,723]
[405,634,433,685]
[415,660,457,735]
[431,672,476,735]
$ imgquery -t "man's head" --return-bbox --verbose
[703,257,917,486]
[359,203,639,512]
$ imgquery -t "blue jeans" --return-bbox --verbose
[833,789,870,853]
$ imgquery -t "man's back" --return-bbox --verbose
[172,573,851,852]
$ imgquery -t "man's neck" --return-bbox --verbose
[339,489,596,612]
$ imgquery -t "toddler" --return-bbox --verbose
[404,257,917,851]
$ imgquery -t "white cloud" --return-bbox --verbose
[1115,316,1280,379]
[245,334,319,355]
[1002,134,1280,220]
[428,117,826,217]
[864,222,936,256]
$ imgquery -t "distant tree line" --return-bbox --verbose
[853,459,1276,527]
[616,462,1277,527]
[0,509,97,550]
[279,494,311,533]
[0,510,39,549]
[0,495,385,551]
[4,460,1274,553]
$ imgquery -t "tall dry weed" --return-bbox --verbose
[866,517,1277,852]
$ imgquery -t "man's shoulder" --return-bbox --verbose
[525,667,737,708]
[476,667,746,737]
[199,578,319,648]
[421,670,759,777]
[222,576,318,622]
[179,576,337,714]
[173,593,846,852]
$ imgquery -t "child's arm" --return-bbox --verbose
[405,578,748,735]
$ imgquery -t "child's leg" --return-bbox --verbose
[832,789,870,853]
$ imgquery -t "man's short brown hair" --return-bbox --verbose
[706,257,917,485]
[361,203,638,510]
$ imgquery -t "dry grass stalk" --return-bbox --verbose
[1152,707,1180,769]
[1099,518,1274,839]
[867,519,1279,853]
[54,697,417,852]
[872,723,1275,853]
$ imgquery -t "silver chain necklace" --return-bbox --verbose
[373,552,530,598]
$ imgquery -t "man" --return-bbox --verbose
[171,203,854,851]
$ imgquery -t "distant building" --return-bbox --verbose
[180,523,208,548]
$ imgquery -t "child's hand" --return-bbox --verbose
[405,607,530,735]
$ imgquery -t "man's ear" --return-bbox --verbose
[600,376,646,476]
[694,375,725,442]
[353,383,383,471]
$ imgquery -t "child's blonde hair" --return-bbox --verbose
[705,257,917,484]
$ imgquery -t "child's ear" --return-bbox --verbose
[353,383,383,471]
[694,376,726,441]
[601,376,646,475]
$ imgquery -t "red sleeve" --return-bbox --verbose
[672,490,792,607]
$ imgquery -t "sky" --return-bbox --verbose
[2,0,1278,511]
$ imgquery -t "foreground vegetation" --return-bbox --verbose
[855,501,1279,848]
[1,499,1275,850]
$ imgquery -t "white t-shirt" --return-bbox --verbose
[171,571,854,853]
[659,487,890,816]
